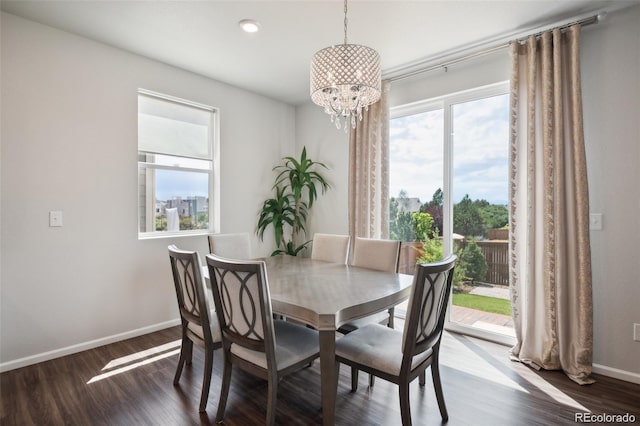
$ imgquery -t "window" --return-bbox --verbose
[390,82,514,344]
[137,90,218,238]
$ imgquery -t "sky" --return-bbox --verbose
[389,93,509,206]
[155,169,209,201]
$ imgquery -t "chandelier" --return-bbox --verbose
[310,0,381,131]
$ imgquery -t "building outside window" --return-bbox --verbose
[137,90,218,238]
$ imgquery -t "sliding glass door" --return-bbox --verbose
[447,88,514,344]
[389,82,515,344]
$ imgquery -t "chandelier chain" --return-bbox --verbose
[343,0,348,45]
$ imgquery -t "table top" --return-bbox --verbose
[255,256,413,331]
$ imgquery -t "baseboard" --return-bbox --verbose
[0,319,181,373]
[592,363,640,384]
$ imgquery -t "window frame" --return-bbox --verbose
[390,81,514,346]
[137,89,220,240]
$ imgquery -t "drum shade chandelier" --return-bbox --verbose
[310,0,381,131]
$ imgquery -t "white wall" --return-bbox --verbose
[0,12,294,370]
[297,6,640,381]
[580,6,640,379]
[294,105,350,239]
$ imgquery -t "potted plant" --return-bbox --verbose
[257,147,330,256]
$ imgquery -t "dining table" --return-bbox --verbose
[205,254,414,426]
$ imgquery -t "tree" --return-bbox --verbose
[420,188,443,236]
[390,211,414,241]
[412,212,435,242]
[431,188,444,206]
[390,190,416,241]
[453,194,485,238]
[459,238,488,284]
[416,237,443,264]
[478,204,509,232]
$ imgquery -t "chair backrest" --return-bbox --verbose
[350,237,401,272]
[401,255,457,358]
[168,245,214,343]
[208,232,252,259]
[311,233,351,264]
[205,254,276,365]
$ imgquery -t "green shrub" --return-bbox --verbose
[459,238,487,283]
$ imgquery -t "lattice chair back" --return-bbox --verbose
[206,255,276,366]
[168,245,214,343]
[402,255,457,358]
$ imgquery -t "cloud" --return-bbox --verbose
[390,93,509,205]
[390,110,444,203]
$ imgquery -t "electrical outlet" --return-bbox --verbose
[589,213,603,230]
[634,323,640,342]
[49,211,63,227]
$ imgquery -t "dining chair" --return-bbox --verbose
[335,255,457,425]
[208,232,252,259]
[339,237,401,333]
[205,254,320,426]
[168,245,222,412]
[310,233,351,264]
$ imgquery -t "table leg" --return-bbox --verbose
[319,330,336,426]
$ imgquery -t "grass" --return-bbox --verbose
[452,293,512,316]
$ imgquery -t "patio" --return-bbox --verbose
[395,283,515,337]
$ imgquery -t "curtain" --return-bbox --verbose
[348,80,391,239]
[509,25,594,384]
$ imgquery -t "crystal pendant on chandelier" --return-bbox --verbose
[310,0,381,131]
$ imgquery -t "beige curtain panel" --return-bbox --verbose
[348,80,391,239]
[509,25,594,385]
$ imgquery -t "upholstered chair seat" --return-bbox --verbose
[335,255,458,425]
[339,237,401,334]
[168,245,222,413]
[206,254,320,426]
[187,310,222,342]
[336,323,433,376]
[230,320,319,370]
[338,237,401,386]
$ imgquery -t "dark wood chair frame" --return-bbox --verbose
[336,255,457,425]
[168,245,222,413]
[206,254,320,426]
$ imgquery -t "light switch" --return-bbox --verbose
[49,211,63,227]
[589,213,602,231]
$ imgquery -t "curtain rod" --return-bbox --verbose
[386,13,603,83]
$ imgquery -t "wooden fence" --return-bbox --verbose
[458,239,510,286]
[398,239,510,286]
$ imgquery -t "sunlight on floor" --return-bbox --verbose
[443,334,590,412]
[510,359,590,412]
[87,340,181,384]
[442,336,528,393]
[471,320,516,337]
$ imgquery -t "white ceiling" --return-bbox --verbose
[1,0,636,105]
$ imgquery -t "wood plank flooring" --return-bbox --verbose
[2,326,639,425]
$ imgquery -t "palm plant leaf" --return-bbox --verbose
[256,186,296,248]
[257,146,330,255]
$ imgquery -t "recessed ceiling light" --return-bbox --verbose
[239,19,260,33]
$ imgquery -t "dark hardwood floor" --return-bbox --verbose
[2,325,639,425]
